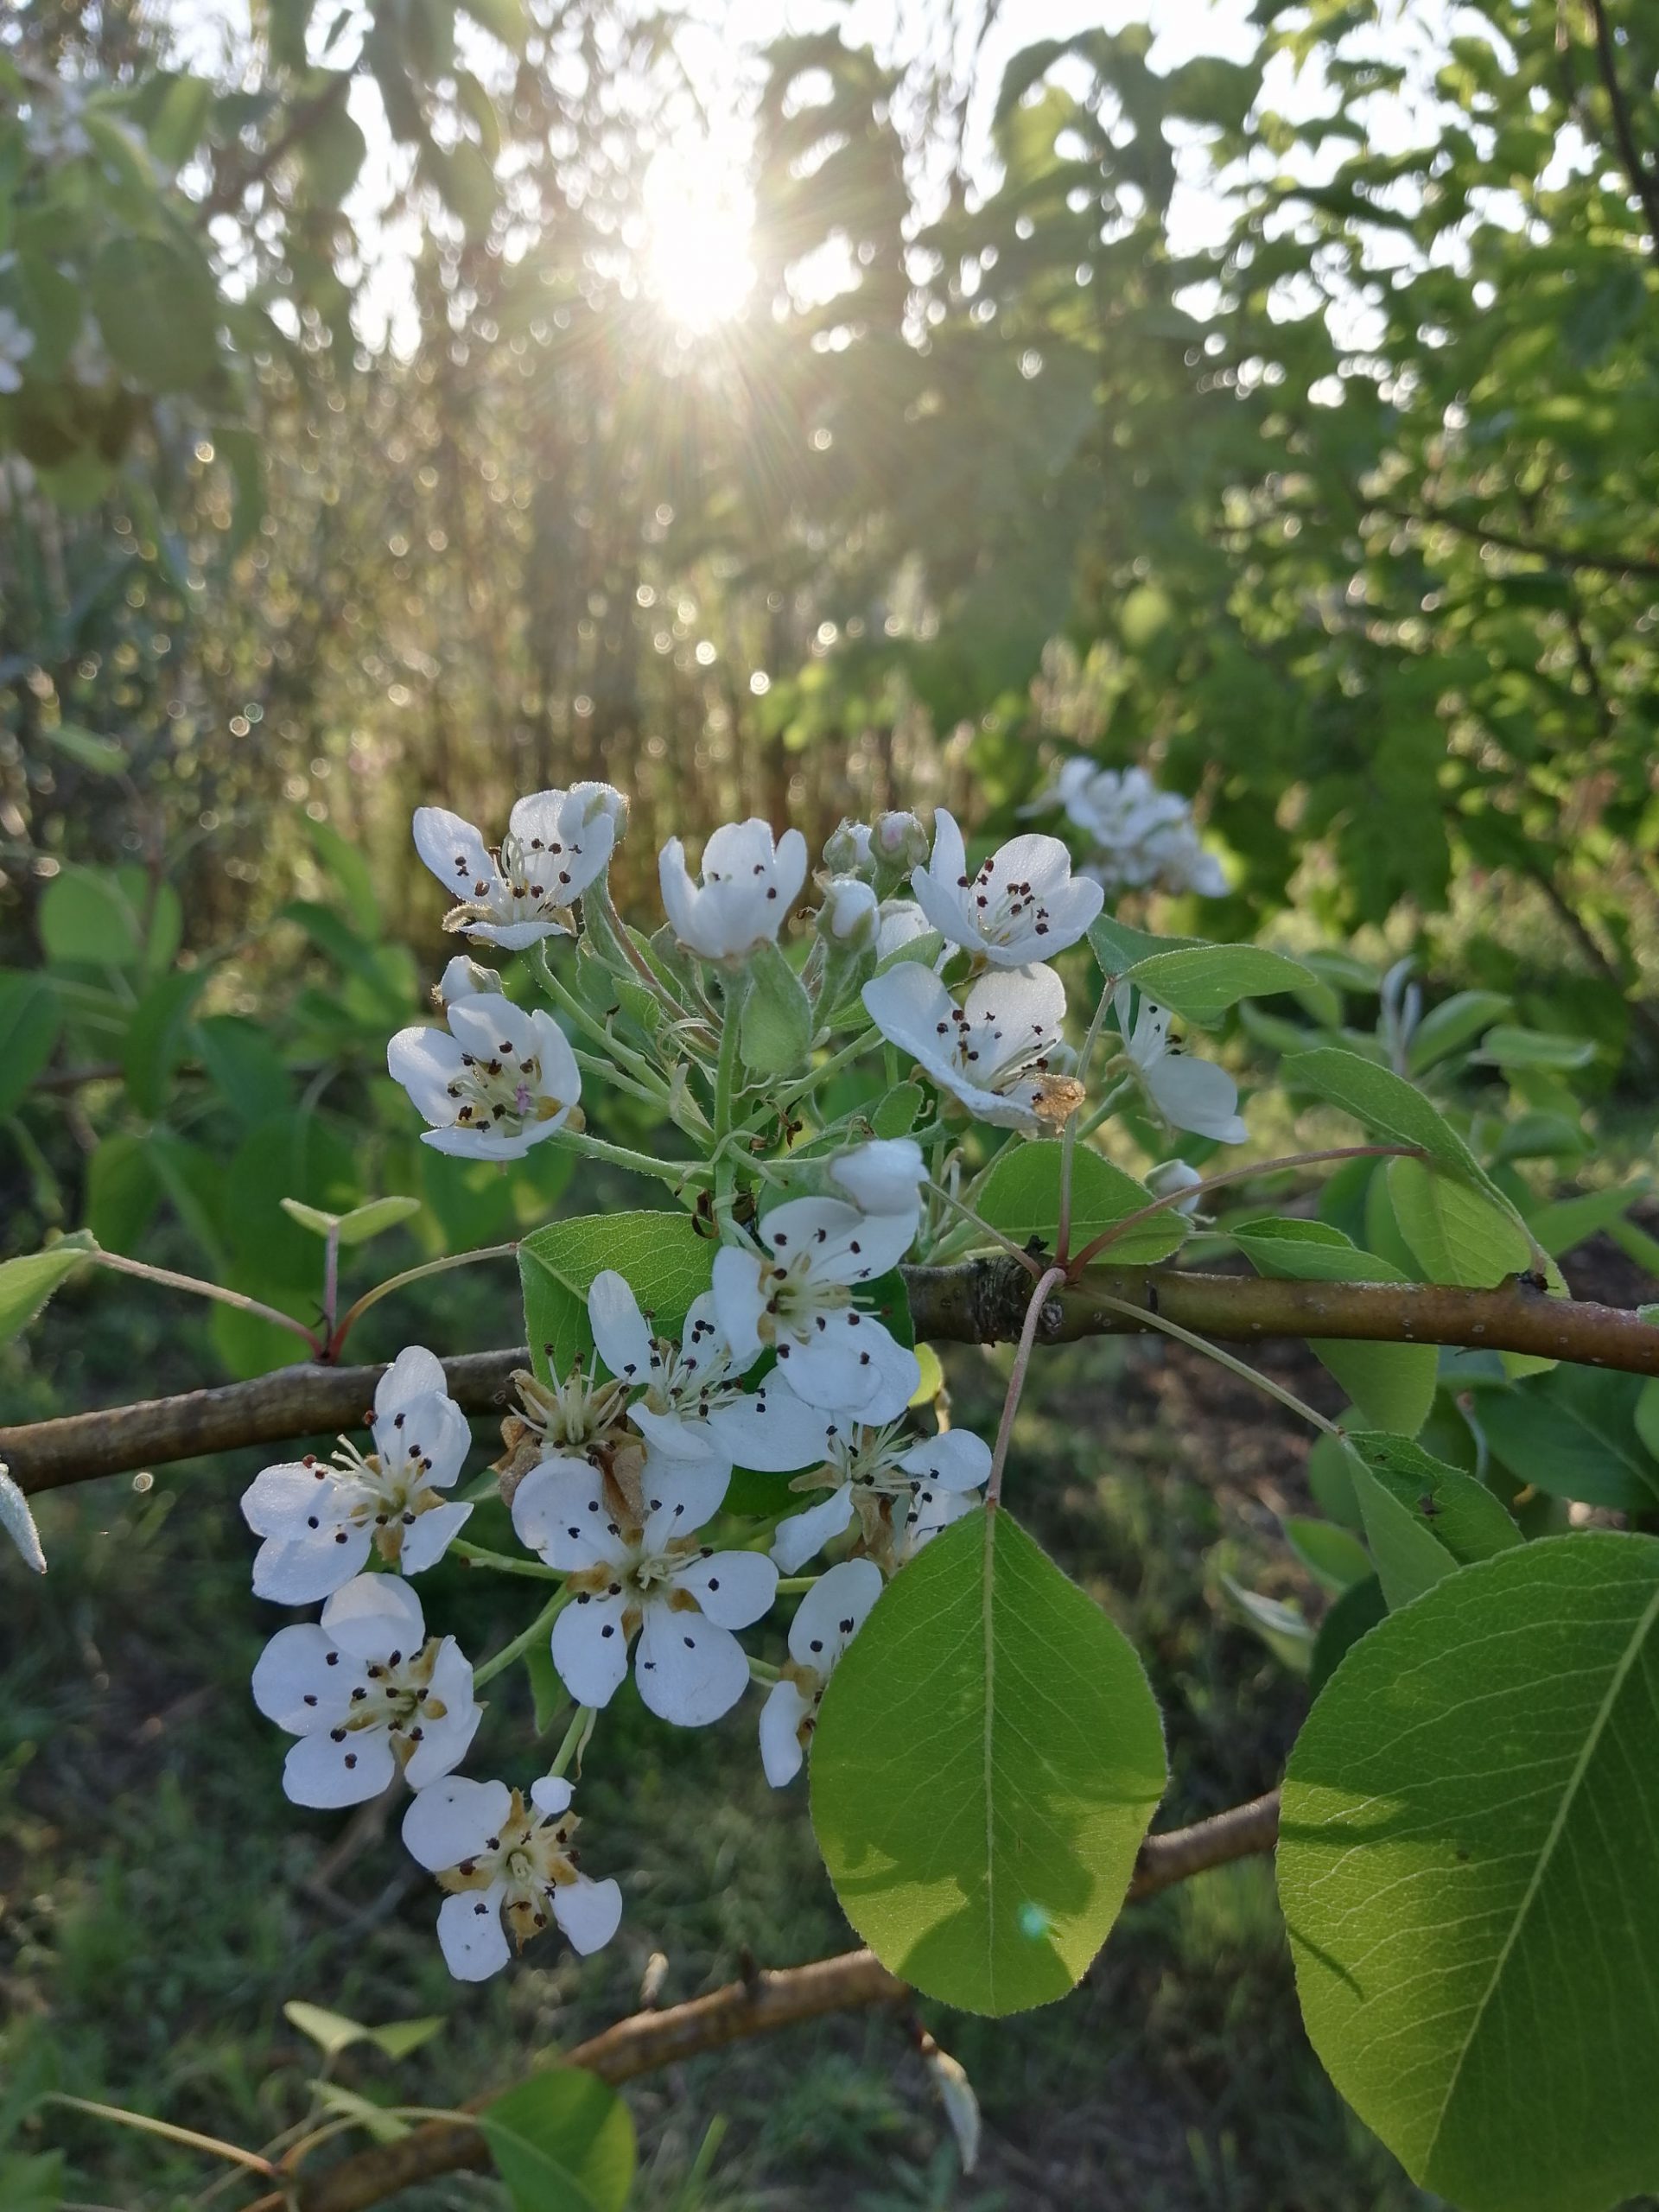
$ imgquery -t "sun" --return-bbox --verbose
[639,136,756,334]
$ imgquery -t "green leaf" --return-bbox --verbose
[1087,916,1202,979]
[1526,1184,1643,1259]
[41,723,127,775]
[518,1211,712,1383]
[738,944,812,1077]
[1280,1534,1659,2212]
[1306,1571,1386,1697]
[976,1143,1186,1263]
[0,1231,97,1346]
[811,1506,1166,2015]
[279,1194,420,1245]
[38,867,143,968]
[283,2000,370,2058]
[366,2015,444,2061]
[123,967,207,1118]
[524,1638,563,1734]
[1477,1368,1659,1513]
[89,236,220,393]
[1118,944,1313,1027]
[1471,1024,1598,1071]
[195,1014,292,1127]
[478,2068,635,2212]
[86,1132,162,1253]
[456,0,527,48]
[871,1082,923,1138]
[1282,1046,1498,1197]
[1342,1430,1520,1610]
[147,72,213,168]
[307,814,380,934]
[1222,1575,1315,1673]
[1282,1515,1371,1593]
[1385,1155,1533,1288]
[0,973,60,1118]
[1405,989,1509,1074]
[1230,1216,1435,1435]
[298,91,366,207]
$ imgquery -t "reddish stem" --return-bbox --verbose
[986,1264,1066,1509]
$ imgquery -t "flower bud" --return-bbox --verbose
[830,1136,927,1216]
[569,780,629,837]
[823,818,874,874]
[436,955,503,1007]
[870,810,928,869]
[1147,1158,1206,1216]
[818,874,879,947]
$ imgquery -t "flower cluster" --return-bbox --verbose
[244,777,1246,1984]
[1035,760,1228,899]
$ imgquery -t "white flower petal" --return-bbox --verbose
[550,1874,622,1955]
[397,1499,474,1576]
[405,1642,480,1789]
[375,1344,449,1414]
[251,1522,373,1605]
[830,1138,927,1216]
[788,1556,885,1668]
[436,1885,512,1980]
[251,1623,364,1728]
[671,1548,777,1630]
[372,1388,471,1491]
[402,1776,512,1871]
[769,1485,855,1573]
[710,1247,768,1367]
[321,1573,425,1660]
[900,1428,992,1494]
[387,1024,467,1124]
[588,1270,656,1385]
[530,1775,574,1818]
[640,1454,730,1554]
[283,1727,397,1808]
[512,1458,632,1572]
[241,1461,336,1540]
[760,1679,810,1787]
[707,1380,836,1473]
[1145,1053,1248,1144]
[552,1592,633,1707]
[776,1311,918,1418]
[414,808,500,905]
[635,1605,750,1726]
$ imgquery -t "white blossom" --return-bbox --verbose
[760,1559,884,1787]
[402,1774,621,1980]
[820,874,879,944]
[242,1349,474,1603]
[251,1575,480,1808]
[711,1198,921,1418]
[1147,1159,1206,1216]
[862,961,1079,1132]
[869,810,929,869]
[768,1412,990,1573]
[658,819,808,963]
[830,1137,927,1217]
[512,1453,777,1726]
[875,899,934,959]
[586,1273,824,1471]
[389,992,581,1160]
[1115,982,1247,1144]
[436,954,502,1006]
[0,1463,46,1574]
[412,785,623,946]
[1040,761,1227,898]
[823,819,874,873]
[911,810,1103,968]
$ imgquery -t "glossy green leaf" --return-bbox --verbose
[519,1211,712,1382]
[1118,944,1313,1027]
[977,1142,1186,1263]
[1471,1025,1597,1071]
[0,973,60,1119]
[1478,1368,1659,1512]
[1282,1515,1371,1593]
[1281,1535,1659,2212]
[1230,1216,1435,1435]
[1526,1184,1643,1259]
[1385,1155,1532,1288]
[1342,1429,1520,1610]
[0,1231,97,1346]
[812,1506,1166,2015]
[1282,1047,1501,1200]
[739,943,812,1077]
[479,2068,635,2212]
[1306,1571,1386,1696]
[1405,989,1509,1074]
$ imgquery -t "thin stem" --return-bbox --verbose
[1059,995,1122,1262]
[41,2095,276,2179]
[548,1704,596,1777]
[474,1585,573,1689]
[1087,1289,1338,1435]
[1074,1071,1135,1142]
[569,1048,670,1109]
[560,1127,711,1194]
[331,1243,518,1354]
[322,1224,340,1341]
[712,972,747,1232]
[451,1539,562,1580]
[747,1656,782,1683]
[986,1265,1066,1509]
[535,945,667,1091]
[1066,1146,1424,1274]
[772,1024,882,1113]
[774,1575,819,1594]
[86,1250,320,1352]
[924,1179,1044,1272]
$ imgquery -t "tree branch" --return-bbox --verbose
[269,1793,1281,2212]
[1586,0,1659,268]
[1376,499,1659,582]
[8,1266,1659,1496]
